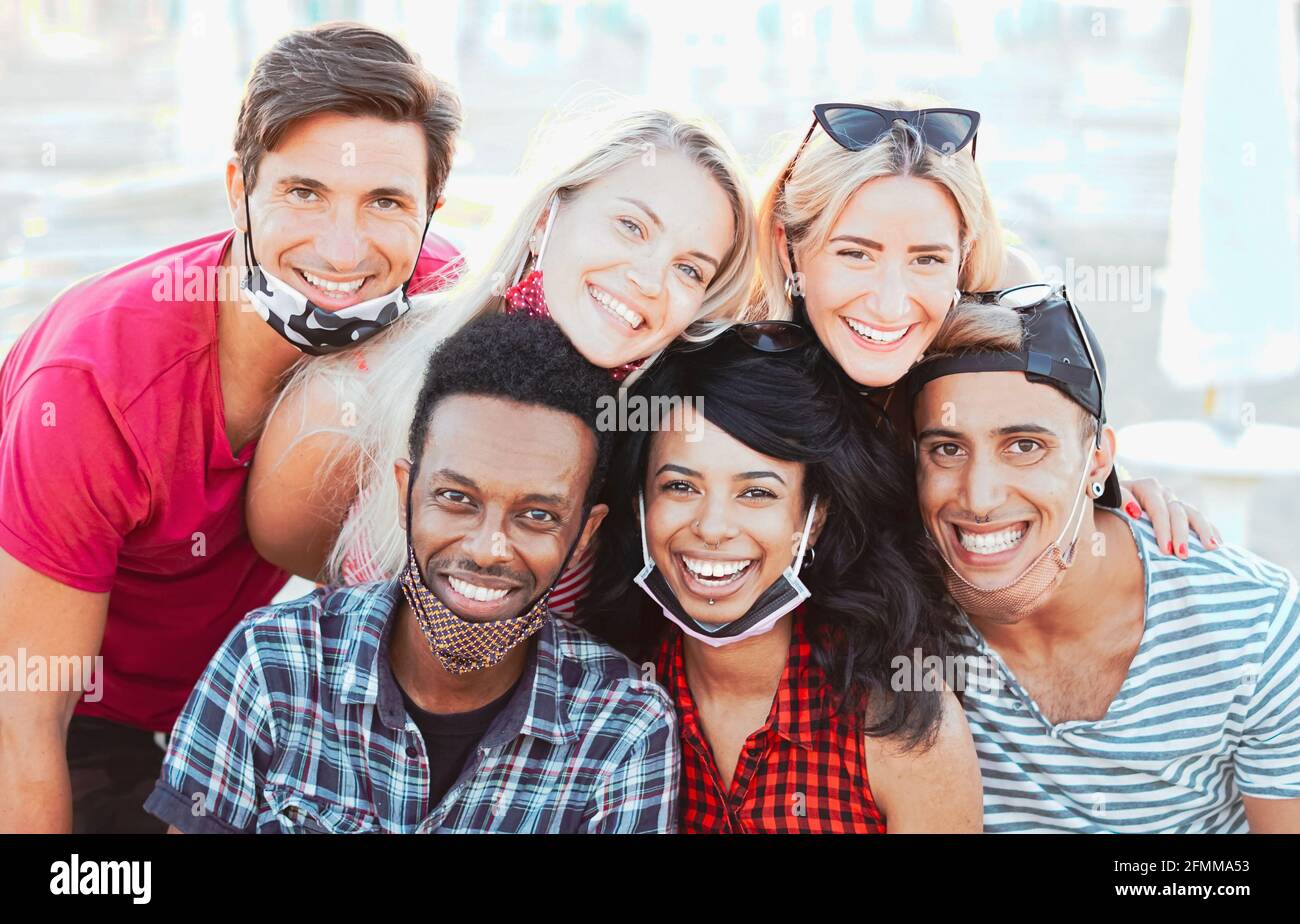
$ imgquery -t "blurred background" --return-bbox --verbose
[1,0,1298,574]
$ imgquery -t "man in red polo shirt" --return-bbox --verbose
[0,22,462,832]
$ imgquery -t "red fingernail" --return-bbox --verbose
[1179,543,1187,557]
[1166,541,1174,555]
[1125,502,1141,518]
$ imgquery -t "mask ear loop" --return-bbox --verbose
[637,491,652,564]
[512,193,559,288]
[402,208,436,295]
[405,462,416,537]
[1053,444,1098,565]
[242,187,259,272]
[791,496,819,570]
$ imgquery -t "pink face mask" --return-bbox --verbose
[632,491,819,648]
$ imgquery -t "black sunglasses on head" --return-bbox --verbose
[779,104,982,319]
[670,320,812,355]
[969,282,1057,309]
[783,104,981,186]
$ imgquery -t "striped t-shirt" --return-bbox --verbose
[959,515,1300,833]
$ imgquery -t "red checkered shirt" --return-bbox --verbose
[655,610,886,833]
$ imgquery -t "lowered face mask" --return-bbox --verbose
[240,191,423,356]
[633,492,818,648]
[933,442,1094,620]
[398,473,589,674]
[399,543,551,675]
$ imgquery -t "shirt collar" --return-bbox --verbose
[658,608,827,751]
[342,578,574,746]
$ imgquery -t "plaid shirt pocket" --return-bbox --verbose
[262,787,385,834]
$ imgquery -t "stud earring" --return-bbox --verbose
[1090,481,1105,498]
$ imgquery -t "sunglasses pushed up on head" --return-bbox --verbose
[784,104,981,184]
[780,104,981,319]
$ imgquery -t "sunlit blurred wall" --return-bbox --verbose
[2,0,1298,571]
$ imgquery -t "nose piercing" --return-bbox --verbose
[694,521,720,550]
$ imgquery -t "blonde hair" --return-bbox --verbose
[271,104,758,583]
[926,297,1024,358]
[754,96,1007,320]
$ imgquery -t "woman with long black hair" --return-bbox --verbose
[578,325,982,833]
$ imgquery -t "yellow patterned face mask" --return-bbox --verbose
[399,544,551,675]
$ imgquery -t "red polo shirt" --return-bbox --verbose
[0,229,459,731]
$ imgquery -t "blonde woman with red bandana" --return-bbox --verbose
[247,107,759,601]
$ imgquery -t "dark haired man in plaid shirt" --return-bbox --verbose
[144,313,679,833]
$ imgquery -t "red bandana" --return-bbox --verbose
[504,270,644,382]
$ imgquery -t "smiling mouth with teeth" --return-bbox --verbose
[843,316,912,345]
[447,575,513,603]
[300,269,367,297]
[588,284,644,330]
[955,524,1028,556]
[679,555,755,587]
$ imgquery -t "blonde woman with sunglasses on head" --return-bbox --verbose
[754,98,1217,557]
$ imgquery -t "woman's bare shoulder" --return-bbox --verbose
[246,366,366,580]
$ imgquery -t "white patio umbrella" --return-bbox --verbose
[1118,0,1300,546]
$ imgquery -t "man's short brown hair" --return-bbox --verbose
[233,22,462,211]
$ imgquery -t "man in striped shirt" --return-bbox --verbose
[144,312,679,833]
[907,288,1300,833]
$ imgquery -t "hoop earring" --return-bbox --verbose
[950,288,961,311]
[802,546,816,570]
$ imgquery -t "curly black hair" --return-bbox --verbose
[406,312,617,507]
[577,339,972,751]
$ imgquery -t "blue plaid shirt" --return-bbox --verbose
[144,579,679,833]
